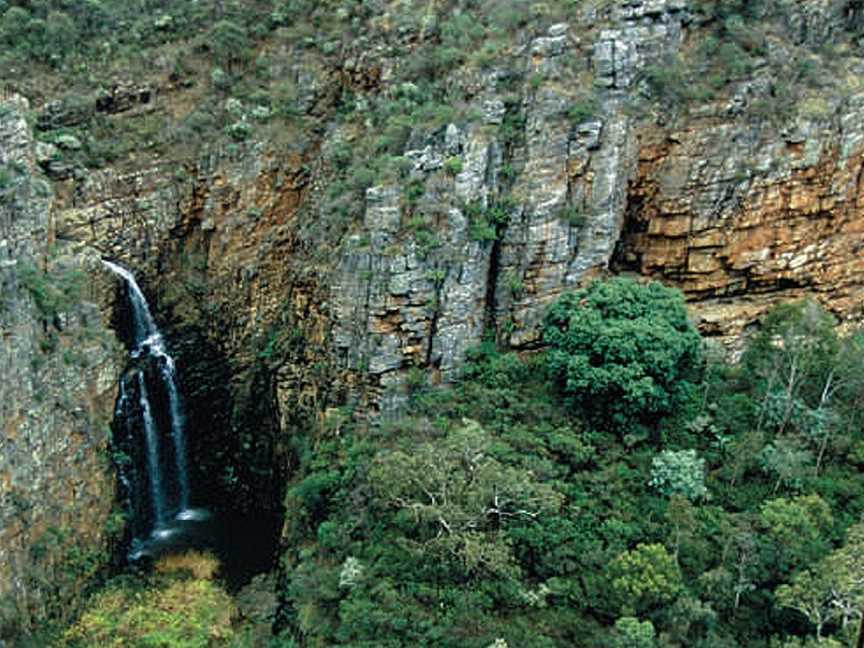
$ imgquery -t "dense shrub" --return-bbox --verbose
[63,552,236,648]
[544,278,702,437]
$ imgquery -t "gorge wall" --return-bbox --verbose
[3,0,864,637]
[0,98,120,638]
[49,0,864,418]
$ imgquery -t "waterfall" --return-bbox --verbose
[103,260,192,538]
[138,373,167,525]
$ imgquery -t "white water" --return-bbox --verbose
[138,373,166,525]
[103,260,192,524]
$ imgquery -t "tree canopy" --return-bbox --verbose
[543,277,703,437]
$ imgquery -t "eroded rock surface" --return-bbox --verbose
[47,0,864,418]
[0,96,120,637]
[616,94,864,339]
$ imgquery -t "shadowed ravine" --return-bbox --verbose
[103,260,278,584]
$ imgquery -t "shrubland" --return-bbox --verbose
[274,278,864,647]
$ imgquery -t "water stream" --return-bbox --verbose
[103,260,202,558]
[104,260,281,584]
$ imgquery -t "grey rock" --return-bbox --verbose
[404,145,444,171]
[54,134,83,150]
[481,99,507,125]
[445,123,464,155]
[0,96,119,635]
[36,96,94,131]
[34,141,58,165]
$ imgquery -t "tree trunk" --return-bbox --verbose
[856,607,864,648]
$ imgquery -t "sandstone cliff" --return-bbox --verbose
[0,97,120,638]
[4,0,864,633]
[48,0,864,420]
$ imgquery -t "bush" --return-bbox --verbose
[650,449,708,501]
[17,261,84,322]
[544,278,702,437]
[63,552,235,647]
[610,543,683,615]
[209,19,249,72]
[567,94,599,123]
[443,156,463,176]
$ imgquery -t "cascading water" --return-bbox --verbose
[103,260,203,558]
[104,259,283,583]
[137,373,167,525]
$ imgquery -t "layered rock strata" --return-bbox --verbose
[50,0,864,419]
[0,96,120,638]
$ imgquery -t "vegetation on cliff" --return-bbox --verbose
[272,279,864,647]
[5,0,864,645]
[51,279,864,647]
[62,552,241,648]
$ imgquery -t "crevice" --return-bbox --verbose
[483,236,503,336]
[425,274,444,366]
[610,186,647,273]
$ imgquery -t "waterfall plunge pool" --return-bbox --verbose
[104,260,282,589]
[128,507,282,589]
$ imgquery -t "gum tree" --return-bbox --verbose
[544,278,702,438]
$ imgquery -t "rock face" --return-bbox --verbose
[0,96,120,638]
[4,0,864,635]
[48,0,864,419]
[615,106,864,339]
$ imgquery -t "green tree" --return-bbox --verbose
[759,495,833,575]
[775,524,864,642]
[760,436,813,493]
[743,300,838,435]
[1,7,29,50]
[650,449,708,501]
[740,301,864,477]
[611,616,657,648]
[209,19,248,73]
[610,543,683,615]
[544,278,702,437]
[776,569,834,640]
[368,419,563,578]
[45,11,78,65]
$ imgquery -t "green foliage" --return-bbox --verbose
[0,1,265,71]
[643,63,700,106]
[650,449,708,501]
[560,205,587,228]
[779,521,864,637]
[17,260,84,322]
[466,199,513,242]
[775,570,834,640]
[63,555,236,647]
[370,418,563,577]
[610,543,683,615]
[544,278,702,437]
[243,305,864,645]
[209,20,249,71]
[759,495,833,574]
[611,616,657,648]
[278,344,601,646]
[443,156,463,176]
[566,94,600,124]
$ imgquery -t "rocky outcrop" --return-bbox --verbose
[0,96,121,639]
[331,0,691,409]
[5,0,864,635]
[47,0,864,419]
[615,86,864,339]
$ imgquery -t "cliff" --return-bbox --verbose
[3,0,864,636]
[0,97,121,638]
[47,0,864,417]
